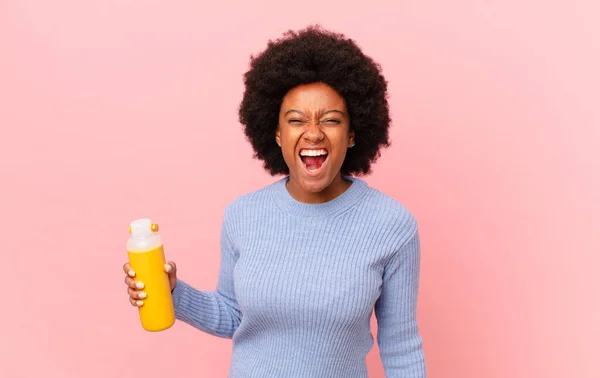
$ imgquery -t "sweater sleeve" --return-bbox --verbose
[374,227,427,377]
[170,211,241,338]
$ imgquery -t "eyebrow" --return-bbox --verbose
[285,109,346,117]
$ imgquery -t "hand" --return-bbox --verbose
[122,261,178,307]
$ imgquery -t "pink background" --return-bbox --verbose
[1,1,598,377]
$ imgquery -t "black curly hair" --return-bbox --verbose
[238,25,391,176]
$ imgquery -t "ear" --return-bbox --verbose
[348,129,355,147]
[275,126,282,147]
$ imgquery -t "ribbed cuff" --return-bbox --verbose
[170,278,233,338]
[171,278,188,319]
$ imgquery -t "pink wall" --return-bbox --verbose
[1,1,598,377]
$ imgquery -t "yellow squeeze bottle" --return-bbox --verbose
[127,218,175,332]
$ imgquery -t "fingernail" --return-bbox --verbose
[136,300,144,306]
[164,264,172,272]
[138,292,146,299]
[128,270,135,277]
[136,282,144,289]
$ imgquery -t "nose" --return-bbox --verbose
[303,122,324,143]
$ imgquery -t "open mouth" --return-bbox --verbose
[299,148,328,173]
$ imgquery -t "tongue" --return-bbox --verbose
[302,155,326,169]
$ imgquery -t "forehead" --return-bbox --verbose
[281,82,346,111]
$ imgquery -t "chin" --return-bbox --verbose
[299,177,332,193]
[293,166,339,194]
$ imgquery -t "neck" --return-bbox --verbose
[286,172,352,204]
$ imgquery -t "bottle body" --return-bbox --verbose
[127,223,175,332]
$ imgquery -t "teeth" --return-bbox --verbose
[300,149,328,157]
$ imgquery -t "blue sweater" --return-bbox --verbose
[172,176,426,377]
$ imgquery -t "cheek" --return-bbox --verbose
[282,145,296,161]
[329,130,350,155]
[279,132,298,158]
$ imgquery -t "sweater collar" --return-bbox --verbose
[270,175,369,217]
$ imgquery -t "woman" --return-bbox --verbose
[123,25,426,377]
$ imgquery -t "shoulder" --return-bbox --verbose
[222,178,283,219]
[360,181,417,225]
[358,180,419,247]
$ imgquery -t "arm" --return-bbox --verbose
[374,227,427,377]
[170,210,241,338]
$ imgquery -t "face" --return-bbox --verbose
[276,82,355,201]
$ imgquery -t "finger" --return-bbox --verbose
[129,296,144,307]
[164,261,176,274]
[128,287,147,300]
[123,262,135,277]
[124,275,144,290]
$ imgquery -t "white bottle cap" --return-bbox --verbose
[129,218,154,238]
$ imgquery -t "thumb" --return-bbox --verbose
[164,261,177,276]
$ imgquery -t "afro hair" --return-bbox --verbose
[238,25,391,176]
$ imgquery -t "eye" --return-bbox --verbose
[288,118,303,124]
[322,119,341,125]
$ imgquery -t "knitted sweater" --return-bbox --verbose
[171,176,426,377]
